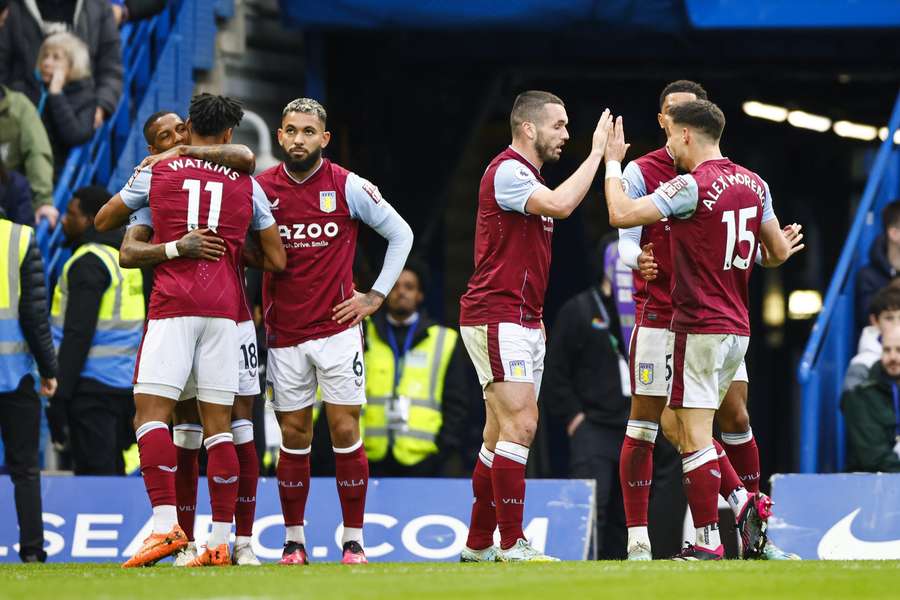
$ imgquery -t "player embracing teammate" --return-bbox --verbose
[604,97,803,560]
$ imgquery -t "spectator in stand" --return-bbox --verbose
[109,0,167,26]
[47,185,144,474]
[845,284,900,391]
[0,84,57,226]
[36,32,96,173]
[0,0,8,27]
[855,200,900,330]
[0,157,39,225]
[842,325,900,473]
[0,0,122,129]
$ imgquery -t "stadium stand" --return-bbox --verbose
[798,92,900,473]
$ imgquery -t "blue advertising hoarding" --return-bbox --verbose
[770,473,900,559]
[0,476,594,562]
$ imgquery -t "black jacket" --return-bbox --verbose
[542,286,630,429]
[0,0,122,114]
[841,361,900,473]
[53,227,129,402]
[855,235,897,330]
[42,77,97,172]
[365,311,474,463]
[17,220,56,378]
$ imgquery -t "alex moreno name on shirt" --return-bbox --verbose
[164,157,241,181]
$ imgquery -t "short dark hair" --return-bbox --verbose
[142,110,178,145]
[73,185,111,219]
[667,99,725,142]
[188,93,244,137]
[882,200,900,237]
[659,80,708,111]
[403,255,430,292]
[510,90,564,135]
[869,285,900,318]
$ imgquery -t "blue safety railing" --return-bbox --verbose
[797,88,900,473]
[36,0,225,286]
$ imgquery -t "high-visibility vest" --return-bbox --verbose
[0,220,35,392]
[51,243,145,389]
[363,319,457,466]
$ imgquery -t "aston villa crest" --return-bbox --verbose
[638,362,654,385]
[320,190,337,213]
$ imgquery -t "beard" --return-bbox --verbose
[535,132,561,163]
[284,146,322,173]
[673,154,690,175]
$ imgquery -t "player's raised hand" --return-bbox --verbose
[591,109,613,156]
[638,242,658,281]
[783,222,805,260]
[177,228,226,261]
[333,289,385,327]
[605,116,630,164]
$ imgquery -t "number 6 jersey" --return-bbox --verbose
[649,158,774,336]
[119,158,274,321]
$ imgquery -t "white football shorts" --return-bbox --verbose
[181,320,261,400]
[134,316,238,406]
[732,359,749,384]
[628,325,673,397]
[460,322,545,397]
[668,332,749,410]
[266,325,366,412]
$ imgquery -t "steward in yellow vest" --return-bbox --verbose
[48,186,145,475]
[363,263,473,476]
[0,208,58,563]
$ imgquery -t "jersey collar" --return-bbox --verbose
[507,145,542,173]
[282,159,324,185]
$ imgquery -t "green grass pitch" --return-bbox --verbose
[1,561,898,600]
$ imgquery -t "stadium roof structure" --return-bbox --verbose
[279,0,900,31]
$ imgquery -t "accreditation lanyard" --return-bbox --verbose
[893,384,900,438]
[386,319,418,395]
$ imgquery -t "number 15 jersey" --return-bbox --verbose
[649,158,774,336]
[120,157,274,321]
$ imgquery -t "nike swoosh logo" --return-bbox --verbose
[159,465,177,473]
[213,475,239,484]
[817,508,900,559]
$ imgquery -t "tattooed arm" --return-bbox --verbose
[138,144,256,173]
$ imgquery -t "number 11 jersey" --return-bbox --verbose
[120,157,273,321]
[649,158,774,336]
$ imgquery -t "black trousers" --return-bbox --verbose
[67,386,135,475]
[569,421,628,559]
[0,375,45,561]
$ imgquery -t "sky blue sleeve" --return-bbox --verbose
[651,174,698,220]
[119,167,152,209]
[761,179,776,223]
[345,172,414,296]
[250,177,276,230]
[493,159,545,214]
[622,161,647,199]
[127,207,153,230]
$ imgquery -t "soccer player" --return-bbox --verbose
[458,91,613,562]
[617,80,801,560]
[117,110,270,566]
[94,94,286,567]
[604,101,797,560]
[255,98,413,565]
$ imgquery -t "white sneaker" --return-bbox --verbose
[497,539,560,562]
[172,542,197,567]
[460,545,500,562]
[627,541,652,561]
[232,543,262,566]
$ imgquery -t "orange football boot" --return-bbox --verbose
[122,524,188,568]
[187,543,231,567]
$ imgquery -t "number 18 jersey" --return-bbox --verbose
[649,158,774,336]
[120,157,272,321]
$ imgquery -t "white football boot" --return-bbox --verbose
[626,541,653,561]
[172,541,197,567]
[497,539,560,562]
[232,542,262,566]
[460,545,500,562]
